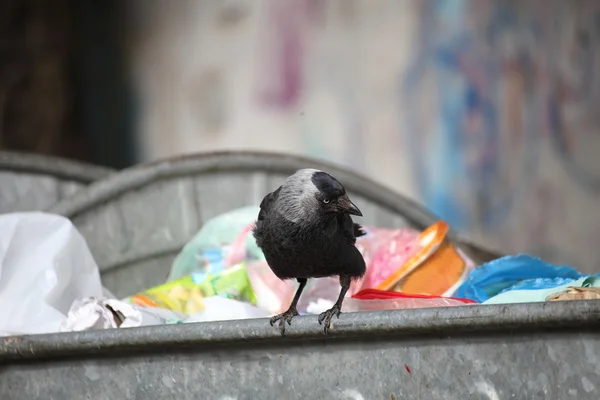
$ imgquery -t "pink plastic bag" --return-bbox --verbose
[245,259,296,315]
[342,297,472,312]
[354,227,423,292]
[342,288,475,312]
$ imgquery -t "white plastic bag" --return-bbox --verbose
[0,212,105,336]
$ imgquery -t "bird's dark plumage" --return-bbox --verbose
[253,168,366,334]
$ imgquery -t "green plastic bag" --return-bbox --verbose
[168,206,264,281]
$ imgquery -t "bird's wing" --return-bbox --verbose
[353,223,366,238]
[338,213,365,244]
[258,186,282,221]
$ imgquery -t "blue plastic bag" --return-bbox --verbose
[454,254,584,303]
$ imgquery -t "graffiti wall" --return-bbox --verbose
[129,0,600,273]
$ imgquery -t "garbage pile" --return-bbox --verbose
[0,210,597,337]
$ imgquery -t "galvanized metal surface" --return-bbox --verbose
[0,151,114,214]
[1,301,599,399]
[48,151,502,298]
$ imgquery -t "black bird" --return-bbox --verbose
[253,168,366,334]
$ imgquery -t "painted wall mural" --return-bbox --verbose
[130,0,600,272]
[400,0,600,269]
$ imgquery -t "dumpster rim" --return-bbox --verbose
[1,301,598,362]
[49,150,432,227]
[0,150,115,183]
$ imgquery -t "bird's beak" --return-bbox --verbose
[338,195,362,216]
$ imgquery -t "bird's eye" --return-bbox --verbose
[323,198,330,204]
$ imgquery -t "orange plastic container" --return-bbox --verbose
[374,221,469,296]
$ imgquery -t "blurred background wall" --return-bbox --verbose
[0,0,135,168]
[1,0,599,271]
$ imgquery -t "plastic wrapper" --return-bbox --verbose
[127,263,257,315]
[355,226,422,290]
[59,297,186,332]
[455,254,585,303]
[246,260,296,315]
[304,289,474,314]
[483,276,600,305]
[0,212,106,337]
[184,296,270,323]
[546,286,600,302]
[168,206,264,281]
[341,297,471,312]
[345,288,475,311]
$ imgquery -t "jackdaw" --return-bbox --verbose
[253,168,366,334]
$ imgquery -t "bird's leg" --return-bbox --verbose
[318,275,351,334]
[270,278,307,335]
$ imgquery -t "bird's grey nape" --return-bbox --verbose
[276,168,321,223]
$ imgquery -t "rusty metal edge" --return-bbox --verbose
[2,301,599,363]
[47,150,502,261]
[0,150,115,183]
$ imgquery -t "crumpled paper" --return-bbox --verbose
[0,212,105,336]
[546,286,600,301]
[60,297,186,332]
[60,296,269,332]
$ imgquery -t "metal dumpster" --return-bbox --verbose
[0,151,597,398]
[48,151,500,298]
[1,301,599,399]
[0,151,114,214]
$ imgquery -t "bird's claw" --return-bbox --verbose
[318,304,341,334]
[269,307,299,335]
